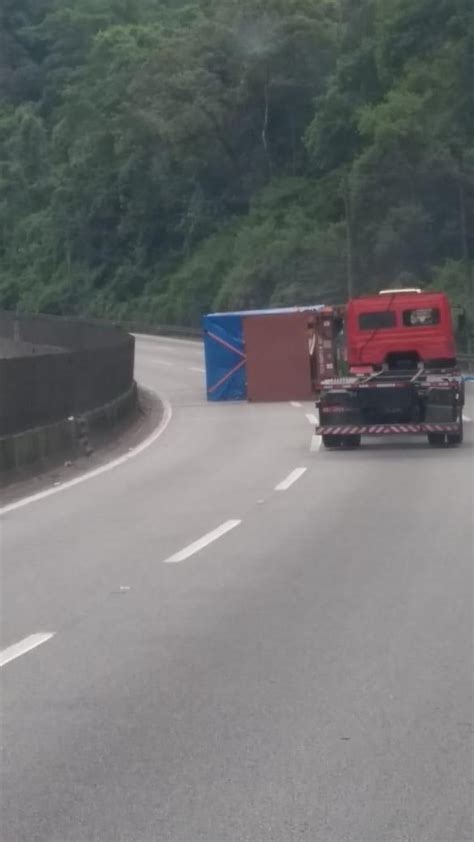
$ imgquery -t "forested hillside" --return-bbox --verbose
[1,0,473,330]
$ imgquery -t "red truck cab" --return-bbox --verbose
[346,290,456,371]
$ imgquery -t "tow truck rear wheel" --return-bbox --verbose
[428,433,445,446]
[343,435,361,448]
[322,434,343,449]
[447,413,463,446]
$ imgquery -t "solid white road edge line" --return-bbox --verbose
[275,467,307,491]
[0,633,55,668]
[164,520,242,564]
[0,390,172,516]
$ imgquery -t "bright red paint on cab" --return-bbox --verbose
[346,291,456,368]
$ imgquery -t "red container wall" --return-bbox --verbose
[243,312,313,401]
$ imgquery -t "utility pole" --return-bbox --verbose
[343,174,354,300]
[457,159,473,353]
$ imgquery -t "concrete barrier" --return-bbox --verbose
[0,312,135,436]
[0,312,137,473]
[0,383,138,474]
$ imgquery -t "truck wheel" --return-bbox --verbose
[427,433,445,446]
[323,434,343,449]
[447,413,463,446]
[343,435,361,448]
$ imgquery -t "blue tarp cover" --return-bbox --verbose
[202,313,246,401]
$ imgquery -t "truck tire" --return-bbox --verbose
[343,435,361,448]
[428,433,445,446]
[447,413,463,446]
[322,434,343,449]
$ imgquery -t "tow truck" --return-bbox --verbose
[315,289,464,449]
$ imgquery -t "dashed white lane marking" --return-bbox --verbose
[0,391,172,516]
[189,366,205,373]
[310,435,322,452]
[151,360,173,367]
[164,520,242,564]
[275,467,307,491]
[306,413,318,425]
[0,633,55,668]
[290,402,302,408]
[463,413,471,422]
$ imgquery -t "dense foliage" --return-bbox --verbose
[1,0,473,334]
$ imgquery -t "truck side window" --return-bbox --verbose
[403,308,440,327]
[358,311,397,330]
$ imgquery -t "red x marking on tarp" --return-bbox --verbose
[208,358,246,395]
[206,331,246,359]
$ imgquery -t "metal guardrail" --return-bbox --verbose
[458,354,474,374]
[116,321,201,339]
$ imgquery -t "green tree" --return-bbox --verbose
[1,0,472,324]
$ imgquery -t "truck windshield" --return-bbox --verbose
[358,311,397,330]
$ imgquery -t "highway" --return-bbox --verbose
[1,335,473,842]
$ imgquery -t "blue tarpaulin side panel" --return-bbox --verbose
[202,314,246,401]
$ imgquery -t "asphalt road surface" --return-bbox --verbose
[1,336,473,842]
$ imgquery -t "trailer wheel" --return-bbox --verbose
[447,413,463,446]
[343,435,361,448]
[427,433,445,446]
[322,434,343,449]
